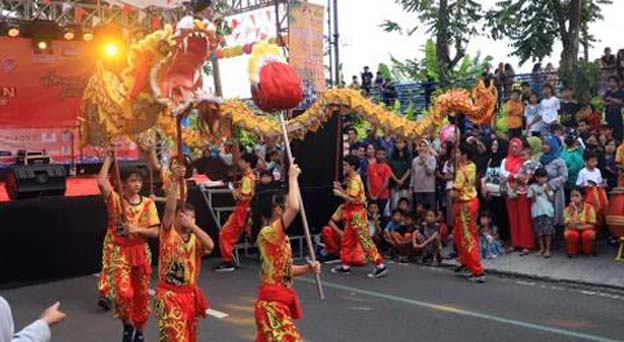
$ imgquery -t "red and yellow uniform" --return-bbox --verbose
[585,186,608,227]
[255,219,302,342]
[564,203,597,256]
[154,225,209,342]
[452,162,484,275]
[98,192,159,328]
[616,143,624,186]
[341,175,383,266]
[321,205,365,265]
[219,171,256,262]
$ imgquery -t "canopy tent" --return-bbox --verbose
[105,0,186,9]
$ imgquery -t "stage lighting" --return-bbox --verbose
[7,27,20,38]
[83,32,94,41]
[64,31,75,40]
[104,43,119,57]
[37,41,48,50]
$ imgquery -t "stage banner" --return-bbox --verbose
[289,1,326,100]
[0,128,138,167]
[0,37,95,129]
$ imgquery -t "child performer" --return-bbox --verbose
[452,143,486,283]
[251,163,321,342]
[331,155,389,278]
[564,187,598,257]
[140,165,215,342]
[97,152,160,342]
[216,152,258,272]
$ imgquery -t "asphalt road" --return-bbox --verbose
[2,259,623,342]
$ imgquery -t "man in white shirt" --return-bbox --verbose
[0,297,65,342]
[539,84,561,127]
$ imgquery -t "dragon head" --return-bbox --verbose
[152,16,218,106]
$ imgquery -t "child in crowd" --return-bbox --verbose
[396,197,411,216]
[413,208,441,265]
[564,187,597,257]
[378,209,405,258]
[524,92,542,136]
[527,168,555,258]
[576,151,608,228]
[604,140,619,190]
[391,215,419,263]
[506,89,524,139]
[478,211,504,259]
[264,149,283,181]
[367,148,393,216]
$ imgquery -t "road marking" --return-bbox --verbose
[206,308,229,319]
[296,277,623,342]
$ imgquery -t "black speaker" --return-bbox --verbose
[6,164,67,199]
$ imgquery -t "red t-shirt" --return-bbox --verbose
[367,162,392,199]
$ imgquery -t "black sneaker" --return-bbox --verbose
[133,330,144,342]
[330,266,352,275]
[367,265,388,279]
[468,273,486,283]
[454,265,468,273]
[97,296,111,311]
[215,262,236,272]
[122,325,134,342]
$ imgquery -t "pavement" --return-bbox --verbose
[2,259,624,342]
[442,241,624,291]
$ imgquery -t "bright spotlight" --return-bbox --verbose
[8,27,20,38]
[104,43,119,57]
[64,31,75,40]
[37,41,48,50]
[83,32,93,41]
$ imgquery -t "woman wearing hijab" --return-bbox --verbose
[528,136,543,162]
[0,297,65,342]
[540,135,569,232]
[500,138,535,255]
[481,137,511,243]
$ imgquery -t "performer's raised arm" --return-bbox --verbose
[282,163,301,229]
[97,152,113,198]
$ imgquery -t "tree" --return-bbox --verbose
[486,0,612,86]
[381,0,483,86]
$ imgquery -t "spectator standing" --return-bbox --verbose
[367,148,393,216]
[411,140,437,212]
[361,66,373,95]
[506,89,524,139]
[374,72,385,92]
[561,132,585,194]
[349,75,360,90]
[540,135,569,230]
[504,63,515,100]
[559,87,582,128]
[527,168,556,258]
[539,84,560,129]
[603,76,624,142]
[524,92,542,136]
[440,141,456,231]
[482,136,510,243]
[388,138,412,210]
[601,48,618,94]
[604,140,618,190]
[531,63,543,96]
[544,63,558,89]
[617,49,624,81]
[382,78,398,107]
[521,82,533,104]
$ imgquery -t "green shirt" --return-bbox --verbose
[560,147,584,186]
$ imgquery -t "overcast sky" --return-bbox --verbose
[216,0,624,98]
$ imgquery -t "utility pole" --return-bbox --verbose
[327,0,334,88]
[332,0,340,87]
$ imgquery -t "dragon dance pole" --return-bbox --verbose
[278,112,325,300]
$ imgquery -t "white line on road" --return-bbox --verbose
[296,277,623,342]
[206,308,229,319]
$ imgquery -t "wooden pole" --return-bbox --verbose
[278,112,325,300]
[111,148,128,235]
[175,114,186,202]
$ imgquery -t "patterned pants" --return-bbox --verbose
[454,198,484,275]
[586,187,608,227]
[219,203,249,262]
[98,235,152,328]
[343,208,383,266]
[154,288,203,342]
[255,300,302,342]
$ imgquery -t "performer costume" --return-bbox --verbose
[452,161,484,275]
[340,175,383,266]
[98,191,159,328]
[255,219,303,342]
[321,205,365,265]
[219,171,256,262]
[564,202,597,256]
[616,143,624,186]
[154,224,209,342]
[585,185,608,227]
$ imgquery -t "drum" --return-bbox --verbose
[606,187,624,238]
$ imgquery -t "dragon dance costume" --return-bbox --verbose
[452,161,484,276]
[255,219,302,342]
[154,225,209,342]
[98,192,159,328]
[219,171,256,263]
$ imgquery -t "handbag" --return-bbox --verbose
[483,160,506,197]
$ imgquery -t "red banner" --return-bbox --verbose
[0,37,96,128]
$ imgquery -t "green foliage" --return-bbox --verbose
[494,103,509,137]
[486,0,612,65]
[377,63,393,80]
[591,96,605,114]
[559,60,601,104]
